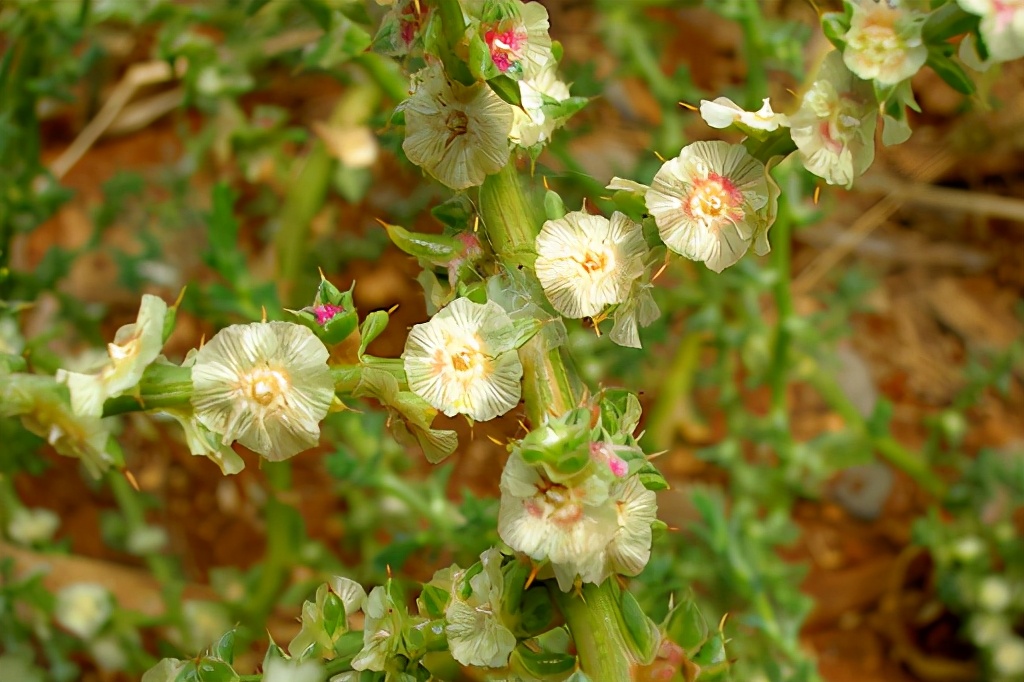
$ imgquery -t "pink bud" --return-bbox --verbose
[313,303,345,325]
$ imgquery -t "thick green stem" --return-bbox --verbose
[551,582,637,681]
[767,197,794,425]
[244,460,295,622]
[641,331,703,452]
[739,0,768,109]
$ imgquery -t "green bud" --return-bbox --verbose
[510,644,578,680]
[358,310,390,358]
[620,589,660,665]
[288,278,358,346]
[664,596,709,654]
[517,408,592,477]
[543,190,566,221]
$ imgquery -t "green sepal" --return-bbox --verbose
[431,195,476,230]
[488,74,524,109]
[208,629,236,664]
[922,3,978,42]
[541,95,589,122]
[518,586,555,636]
[469,31,502,81]
[510,644,578,679]
[417,584,450,619]
[689,626,730,678]
[321,590,344,638]
[551,39,563,63]
[488,317,544,355]
[193,658,238,682]
[664,596,709,653]
[358,311,390,358]
[620,588,660,665]
[543,190,566,221]
[820,9,851,51]
[636,464,670,492]
[500,555,530,620]
[162,288,186,344]
[518,408,592,476]
[383,221,461,265]
[926,45,975,95]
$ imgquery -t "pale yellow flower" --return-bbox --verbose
[509,63,571,147]
[699,97,789,131]
[789,50,877,188]
[191,322,334,460]
[644,141,775,273]
[402,64,512,190]
[843,0,928,85]
[58,294,168,417]
[403,298,523,422]
[534,211,647,319]
[958,0,1024,63]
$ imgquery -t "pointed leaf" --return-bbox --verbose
[358,311,389,358]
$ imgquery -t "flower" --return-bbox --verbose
[605,476,658,576]
[632,141,775,272]
[699,97,789,131]
[445,548,517,667]
[55,583,113,640]
[958,0,1024,63]
[510,63,572,147]
[609,280,660,349]
[190,321,335,461]
[57,294,168,417]
[789,50,877,188]
[263,658,323,682]
[7,507,60,546]
[403,298,523,422]
[290,577,367,658]
[534,211,647,318]
[474,0,555,79]
[351,585,407,672]
[402,64,513,190]
[2,374,115,477]
[842,0,928,85]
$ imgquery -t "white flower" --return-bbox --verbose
[605,476,657,577]
[55,583,113,640]
[403,298,523,422]
[842,0,928,85]
[789,50,877,188]
[510,64,572,147]
[126,525,168,555]
[191,321,335,461]
[535,211,647,319]
[446,548,517,668]
[609,281,660,349]
[994,636,1024,676]
[351,586,404,672]
[402,64,513,190]
[958,0,1024,62]
[264,658,323,682]
[643,141,775,272]
[978,576,1012,612]
[57,294,168,416]
[475,0,555,79]
[89,636,127,671]
[700,97,789,131]
[7,507,60,546]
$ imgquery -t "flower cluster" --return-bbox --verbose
[497,398,662,592]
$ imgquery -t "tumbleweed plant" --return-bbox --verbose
[1,1,1022,681]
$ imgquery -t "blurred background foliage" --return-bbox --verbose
[0,1,1022,681]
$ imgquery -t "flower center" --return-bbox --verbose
[108,337,140,363]
[451,350,474,372]
[686,172,743,222]
[241,366,291,407]
[575,247,615,275]
[312,303,345,325]
[485,24,526,72]
[446,110,469,145]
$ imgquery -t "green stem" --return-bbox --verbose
[551,582,636,681]
[806,368,946,497]
[767,197,794,425]
[107,472,178,584]
[641,331,703,452]
[245,460,295,622]
[739,0,768,109]
[102,364,193,417]
[354,53,408,103]
[275,142,334,308]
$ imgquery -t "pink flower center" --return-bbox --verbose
[684,172,744,224]
[313,303,345,325]
[485,23,527,72]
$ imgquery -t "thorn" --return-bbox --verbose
[581,197,588,212]
[173,286,187,309]
[719,613,729,631]
[667,525,680,532]
[786,87,799,98]
[678,101,698,111]
[387,303,400,314]
[486,435,505,446]
[813,185,821,205]
[124,469,140,492]
[260,306,268,323]
[374,217,390,230]
[473,215,480,233]
[645,449,668,461]
[198,333,206,349]
[318,266,327,281]
[652,258,669,282]
[654,150,666,163]
[386,564,393,580]
[542,176,550,191]
[524,563,539,590]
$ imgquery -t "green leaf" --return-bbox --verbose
[299,0,333,30]
[620,589,660,665]
[927,46,975,95]
[487,74,524,109]
[204,184,243,280]
[543,190,566,221]
[358,311,389,357]
[922,3,978,42]
[511,645,577,678]
[469,32,501,81]
[820,11,850,51]
[322,591,343,637]
[195,658,238,682]
[665,597,709,653]
[431,195,476,230]
[383,222,461,265]
[418,584,450,619]
[209,630,236,664]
